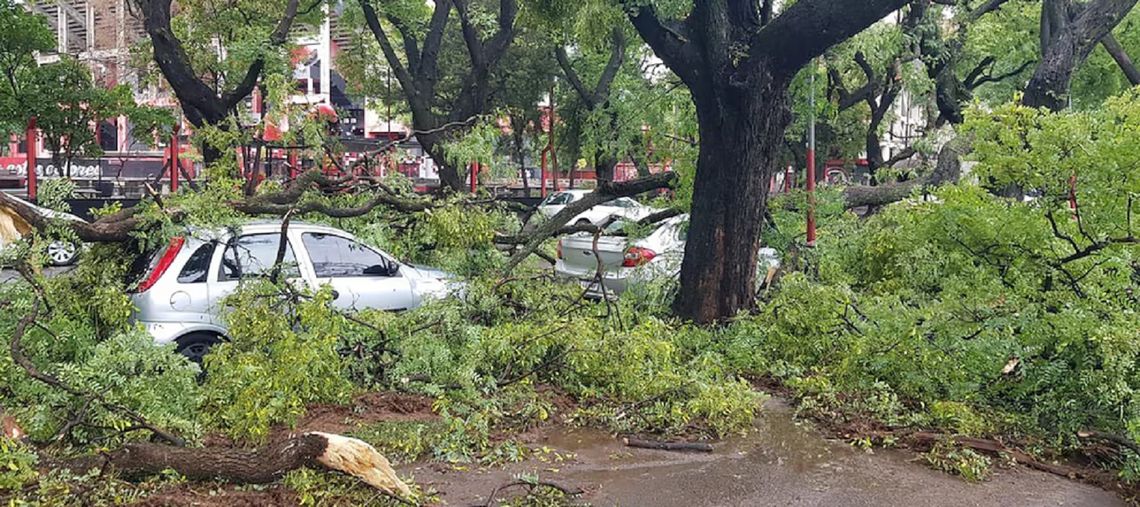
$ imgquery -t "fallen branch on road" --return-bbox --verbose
[623,437,713,453]
[50,432,415,505]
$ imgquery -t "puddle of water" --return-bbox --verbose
[402,398,1125,507]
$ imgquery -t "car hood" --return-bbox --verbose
[406,264,465,300]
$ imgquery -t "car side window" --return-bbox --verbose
[301,233,393,278]
[219,233,298,281]
[177,242,216,283]
[547,193,571,205]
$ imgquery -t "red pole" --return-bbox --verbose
[25,117,37,201]
[806,61,817,247]
[540,148,548,198]
[169,124,180,192]
[806,149,816,246]
[288,149,299,179]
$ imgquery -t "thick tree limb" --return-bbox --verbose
[1024,0,1139,110]
[749,0,909,76]
[54,432,413,502]
[359,0,418,99]
[502,172,678,272]
[623,437,713,453]
[0,191,145,243]
[843,134,970,209]
[1101,33,1140,86]
[134,0,304,127]
[623,2,700,87]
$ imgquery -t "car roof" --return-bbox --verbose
[183,220,352,242]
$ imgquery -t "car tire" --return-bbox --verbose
[46,241,79,266]
[174,332,222,365]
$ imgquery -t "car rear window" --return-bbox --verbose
[177,242,216,283]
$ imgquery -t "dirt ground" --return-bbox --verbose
[134,395,1127,507]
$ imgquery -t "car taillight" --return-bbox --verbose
[622,246,656,267]
[135,236,185,293]
[556,239,563,259]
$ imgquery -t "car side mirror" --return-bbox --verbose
[363,262,400,276]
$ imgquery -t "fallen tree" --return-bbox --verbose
[2,272,415,504]
[842,134,970,209]
[47,432,413,502]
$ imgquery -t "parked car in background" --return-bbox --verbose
[129,221,458,362]
[538,190,657,226]
[555,214,779,299]
[0,194,84,266]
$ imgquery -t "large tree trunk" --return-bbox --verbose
[1024,0,1138,111]
[596,153,618,184]
[672,70,790,323]
[417,130,464,191]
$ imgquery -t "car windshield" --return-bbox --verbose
[604,220,631,234]
[611,198,641,208]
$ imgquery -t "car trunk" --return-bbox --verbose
[559,235,628,276]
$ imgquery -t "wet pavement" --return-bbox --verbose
[0,265,73,282]
[404,399,1125,506]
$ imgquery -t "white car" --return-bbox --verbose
[538,190,656,226]
[555,214,779,299]
[0,193,83,266]
[129,221,458,362]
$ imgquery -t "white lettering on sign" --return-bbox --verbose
[2,160,102,179]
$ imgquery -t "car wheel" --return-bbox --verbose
[175,332,222,365]
[46,241,78,266]
[575,219,592,226]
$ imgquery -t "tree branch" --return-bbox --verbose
[750,0,910,75]
[359,0,417,97]
[1101,32,1140,86]
[502,172,678,271]
[623,2,701,87]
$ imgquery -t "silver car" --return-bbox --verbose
[130,221,454,362]
[555,214,779,299]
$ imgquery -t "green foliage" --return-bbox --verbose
[0,248,201,448]
[924,439,993,482]
[340,275,761,445]
[202,282,352,442]
[0,0,53,134]
[720,90,1140,479]
[0,437,37,491]
[349,421,448,465]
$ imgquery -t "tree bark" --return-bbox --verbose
[51,432,411,499]
[1024,0,1138,111]
[843,134,969,209]
[1102,33,1140,86]
[671,70,791,323]
[627,0,909,323]
[360,0,518,192]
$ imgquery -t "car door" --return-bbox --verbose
[208,232,305,323]
[298,232,416,311]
